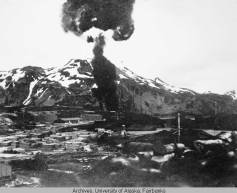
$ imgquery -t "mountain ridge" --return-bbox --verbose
[0,59,236,116]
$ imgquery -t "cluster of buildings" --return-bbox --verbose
[0,113,104,185]
[0,126,92,154]
[0,125,92,185]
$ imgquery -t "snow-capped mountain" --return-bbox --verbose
[0,59,236,116]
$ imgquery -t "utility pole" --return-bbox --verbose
[177,113,181,143]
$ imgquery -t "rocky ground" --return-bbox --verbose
[0,122,237,187]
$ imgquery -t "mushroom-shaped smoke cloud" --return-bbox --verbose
[62,0,135,41]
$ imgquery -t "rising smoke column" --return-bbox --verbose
[62,0,135,41]
[62,0,136,111]
[91,34,118,111]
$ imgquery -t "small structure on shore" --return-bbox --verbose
[81,114,103,121]
[61,117,82,125]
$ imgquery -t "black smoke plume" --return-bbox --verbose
[62,0,135,41]
[91,34,119,111]
[61,0,136,111]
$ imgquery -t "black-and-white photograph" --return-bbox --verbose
[0,0,237,188]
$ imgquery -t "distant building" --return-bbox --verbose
[184,115,196,121]
[156,114,177,128]
[61,117,82,125]
[158,115,177,120]
[81,114,102,121]
[41,143,57,151]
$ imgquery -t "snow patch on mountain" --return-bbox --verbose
[117,66,195,94]
[0,69,25,89]
[46,59,93,88]
[23,79,38,105]
[12,69,26,82]
[118,67,162,89]
[154,78,196,94]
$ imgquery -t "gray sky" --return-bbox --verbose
[0,0,237,94]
